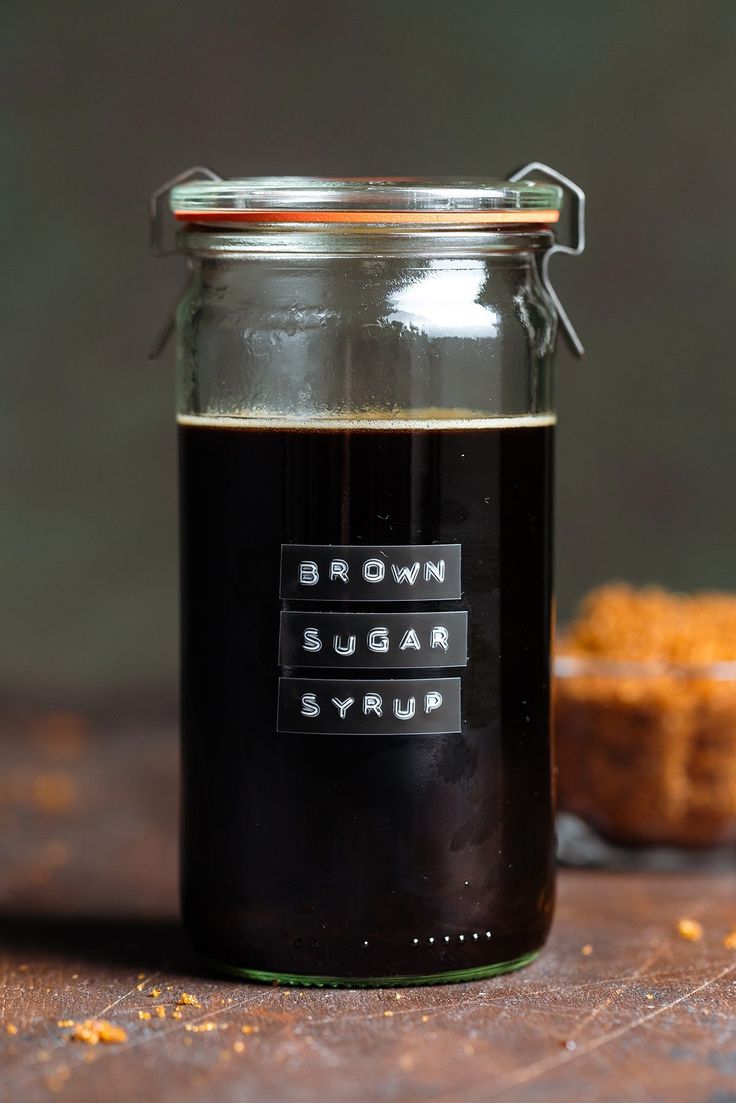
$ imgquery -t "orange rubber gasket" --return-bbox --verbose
[173,209,560,225]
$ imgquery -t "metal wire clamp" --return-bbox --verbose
[508,162,586,357]
[148,166,221,359]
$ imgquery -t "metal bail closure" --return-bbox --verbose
[507,162,586,358]
[148,165,222,359]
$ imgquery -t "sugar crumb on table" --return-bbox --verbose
[677,918,704,942]
[176,992,201,1008]
[69,1019,128,1045]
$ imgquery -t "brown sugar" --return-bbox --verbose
[176,993,201,1008]
[677,918,704,941]
[555,585,736,846]
[70,1019,127,1045]
[561,584,736,664]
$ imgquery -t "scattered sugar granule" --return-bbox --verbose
[677,918,704,942]
[70,1020,127,1045]
[177,993,201,1008]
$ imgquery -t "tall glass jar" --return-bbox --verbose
[166,175,576,986]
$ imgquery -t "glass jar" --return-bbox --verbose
[160,173,583,986]
[555,654,736,849]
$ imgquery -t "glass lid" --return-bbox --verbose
[170,176,563,225]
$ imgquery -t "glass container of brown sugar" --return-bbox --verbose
[555,584,736,865]
[152,168,586,985]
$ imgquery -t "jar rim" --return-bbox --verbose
[176,225,556,257]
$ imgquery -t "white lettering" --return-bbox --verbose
[424,560,446,583]
[329,559,349,582]
[298,560,319,586]
[424,691,443,714]
[302,628,322,653]
[300,693,320,717]
[393,696,416,720]
[363,692,383,717]
[367,627,389,653]
[333,634,356,656]
[331,696,355,719]
[391,563,421,585]
[362,558,385,583]
[399,628,421,651]
[430,626,449,652]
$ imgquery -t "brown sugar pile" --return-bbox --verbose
[69,1019,127,1045]
[555,584,736,846]
[176,993,201,1008]
[562,584,736,664]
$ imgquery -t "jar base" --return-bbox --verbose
[203,950,540,988]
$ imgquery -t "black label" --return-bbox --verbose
[279,544,461,602]
[279,611,468,669]
[277,677,462,735]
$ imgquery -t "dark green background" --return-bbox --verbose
[4,0,735,704]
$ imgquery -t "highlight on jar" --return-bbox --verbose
[554,584,736,857]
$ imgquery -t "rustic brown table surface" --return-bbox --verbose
[1,711,735,1103]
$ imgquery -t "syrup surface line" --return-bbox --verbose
[177,412,556,431]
